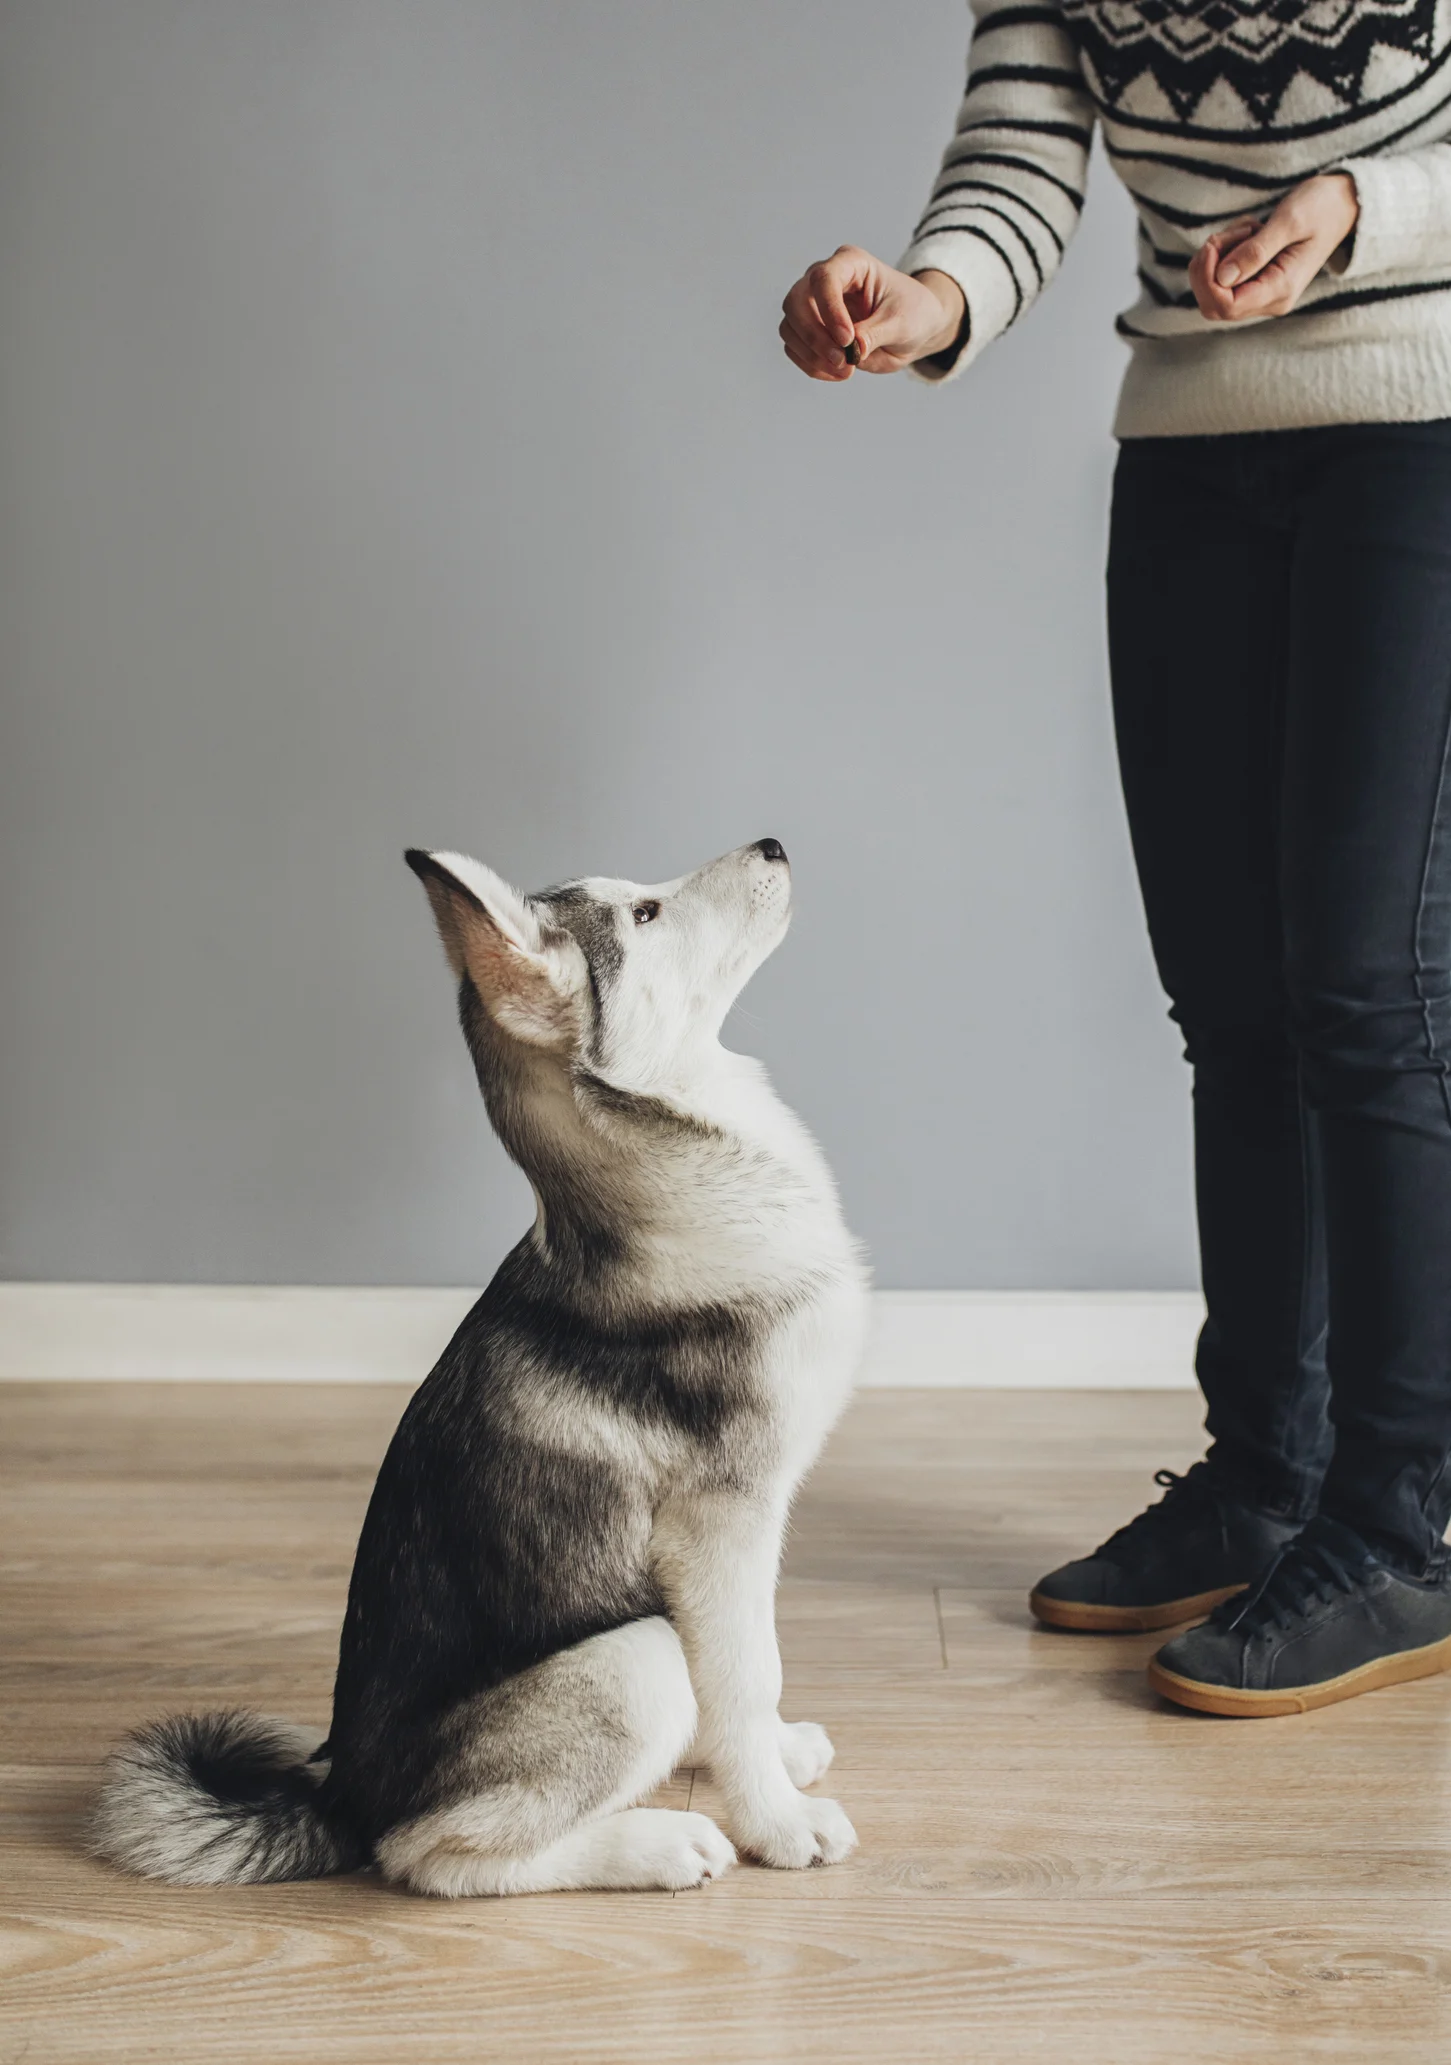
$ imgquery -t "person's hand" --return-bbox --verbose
[779,246,965,380]
[1189,174,1359,322]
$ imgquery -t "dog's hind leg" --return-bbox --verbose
[375,1615,734,1897]
[399,1803,735,1898]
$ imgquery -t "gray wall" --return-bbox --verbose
[0,0,1197,1290]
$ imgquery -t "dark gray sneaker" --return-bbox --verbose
[1148,1516,1451,1716]
[1029,1462,1301,1633]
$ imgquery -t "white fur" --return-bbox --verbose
[398,1808,736,1898]
[429,852,538,948]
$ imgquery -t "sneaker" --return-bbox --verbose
[1148,1516,1451,1717]
[1029,1463,1300,1634]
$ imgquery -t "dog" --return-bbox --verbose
[91,836,869,1895]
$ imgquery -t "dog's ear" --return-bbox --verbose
[405,849,581,1049]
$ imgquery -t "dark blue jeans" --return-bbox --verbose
[1108,422,1451,1575]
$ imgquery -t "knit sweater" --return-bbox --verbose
[898,0,1451,434]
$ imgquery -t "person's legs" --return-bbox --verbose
[1281,420,1451,1574]
[1108,434,1330,1516]
[1150,421,1451,1715]
[1030,433,1324,1629]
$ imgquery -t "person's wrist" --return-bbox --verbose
[1317,171,1359,274]
[1319,171,1359,236]
[1330,170,1359,218]
[912,269,967,360]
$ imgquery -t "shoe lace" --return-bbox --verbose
[1094,1462,1223,1563]
[1215,1519,1375,1636]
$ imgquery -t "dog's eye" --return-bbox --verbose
[631,900,661,926]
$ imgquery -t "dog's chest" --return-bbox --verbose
[757,1268,870,1487]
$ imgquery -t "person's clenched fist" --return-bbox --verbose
[780,245,966,380]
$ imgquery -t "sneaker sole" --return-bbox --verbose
[1147,1630,1451,1717]
[1028,1584,1246,1634]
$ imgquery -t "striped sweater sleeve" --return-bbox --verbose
[1333,148,1451,281]
[898,0,1095,383]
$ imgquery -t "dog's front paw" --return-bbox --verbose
[778,1719,835,1789]
[738,1796,857,1870]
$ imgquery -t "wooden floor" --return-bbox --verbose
[3,1384,1449,2063]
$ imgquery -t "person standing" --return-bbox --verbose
[782,0,1451,1715]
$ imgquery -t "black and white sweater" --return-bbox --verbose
[899,0,1451,433]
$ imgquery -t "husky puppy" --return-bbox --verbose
[91,837,869,1896]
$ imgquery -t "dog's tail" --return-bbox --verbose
[89,1710,366,1885]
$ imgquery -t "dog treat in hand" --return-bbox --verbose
[843,339,861,366]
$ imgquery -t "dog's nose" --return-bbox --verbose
[756,837,788,863]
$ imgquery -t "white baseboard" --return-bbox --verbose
[0,1283,1202,1388]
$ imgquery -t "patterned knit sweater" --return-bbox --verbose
[898,0,1451,434]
